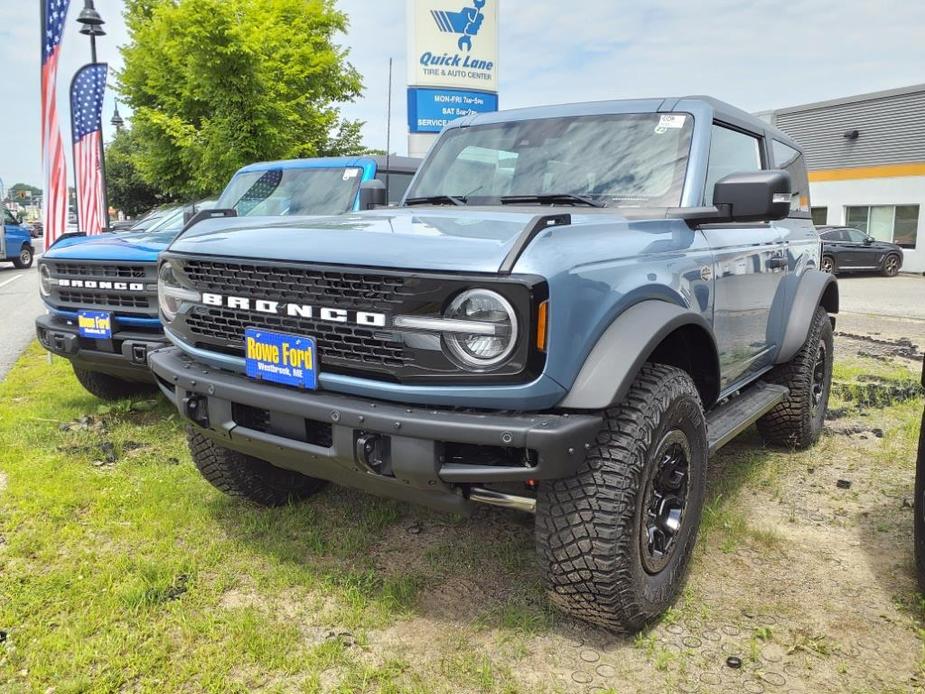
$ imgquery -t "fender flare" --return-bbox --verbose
[775,270,839,364]
[558,300,718,410]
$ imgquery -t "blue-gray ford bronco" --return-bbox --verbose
[149,97,838,631]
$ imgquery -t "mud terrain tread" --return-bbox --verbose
[188,428,326,507]
[757,306,833,449]
[72,366,158,401]
[536,364,706,632]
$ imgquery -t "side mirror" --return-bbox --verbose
[712,170,792,223]
[357,179,387,210]
[15,214,23,225]
[864,236,874,245]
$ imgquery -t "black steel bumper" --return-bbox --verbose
[35,313,166,382]
[148,346,601,513]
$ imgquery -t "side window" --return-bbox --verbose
[772,140,810,213]
[376,172,414,204]
[845,229,868,243]
[704,125,762,205]
[2,208,16,226]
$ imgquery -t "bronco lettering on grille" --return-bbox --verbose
[200,293,387,327]
[56,278,146,291]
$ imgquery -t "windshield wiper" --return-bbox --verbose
[500,194,605,208]
[405,195,467,207]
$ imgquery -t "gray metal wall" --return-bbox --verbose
[768,87,925,171]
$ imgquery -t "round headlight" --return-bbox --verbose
[158,261,199,322]
[39,263,52,297]
[443,289,518,368]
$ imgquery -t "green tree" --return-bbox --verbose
[119,0,364,199]
[105,128,170,217]
[6,183,42,202]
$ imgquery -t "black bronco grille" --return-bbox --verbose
[181,259,417,372]
[43,260,157,316]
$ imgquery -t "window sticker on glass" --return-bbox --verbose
[655,114,687,134]
[343,169,359,180]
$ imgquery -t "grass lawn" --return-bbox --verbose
[0,341,923,692]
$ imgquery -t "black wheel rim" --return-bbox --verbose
[640,430,691,575]
[811,341,828,415]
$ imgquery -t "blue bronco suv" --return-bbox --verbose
[148,98,838,631]
[35,156,419,400]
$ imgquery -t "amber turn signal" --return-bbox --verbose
[536,301,548,352]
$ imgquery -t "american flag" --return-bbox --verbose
[42,0,71,251]
[71,63,108,235]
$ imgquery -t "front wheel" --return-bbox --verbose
[757,306,833,449]
[881,254,901,277]
[536,363,707,632]
[12,246,33,269]
[188,429,328,506]
[72,366,159,401]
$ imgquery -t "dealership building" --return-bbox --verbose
[758,83,925,274]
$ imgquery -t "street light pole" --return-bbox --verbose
[76,0,111,230]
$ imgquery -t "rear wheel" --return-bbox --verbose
[757,306,833,449]
[188,429,328,506]
[536,364,707,632]
[881,254,901,277]
[12,246,33,269]
[820,255,836,274]
[72,366,158,401]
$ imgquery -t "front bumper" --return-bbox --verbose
[148,346,601,513]
[36,313,166,382]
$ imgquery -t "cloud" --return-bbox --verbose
[3,0,924,188]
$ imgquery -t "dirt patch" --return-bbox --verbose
[0,471,6,496]
[836,332,923,362]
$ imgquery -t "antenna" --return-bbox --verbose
[385,57,393,203]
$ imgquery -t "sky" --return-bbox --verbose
[2,0,924,190]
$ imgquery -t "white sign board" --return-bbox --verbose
[407,0,499,93]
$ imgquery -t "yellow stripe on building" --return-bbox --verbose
[809,162,925,182]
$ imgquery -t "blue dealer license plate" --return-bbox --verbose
[77,310,112,339]
[244,328,318,390]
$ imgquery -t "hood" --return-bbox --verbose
[44,228,179,262]
[167,207,637,273]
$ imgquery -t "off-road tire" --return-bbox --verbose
[881,253,901,277]
[72,366,158,401]
[12,246,33,269]
[820,255,836,274]
[188,429,327,506]
[536,363,708,632]
[757,306,833,449]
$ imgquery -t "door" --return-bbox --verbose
[1,207,13,260]
[699,124,788,391]
[841,228,881,269]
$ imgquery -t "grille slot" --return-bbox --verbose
[50,262,146,279]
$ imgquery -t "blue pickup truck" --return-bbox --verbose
[2,206,36,269]
[149,97,838,631]
[35,155,419,399]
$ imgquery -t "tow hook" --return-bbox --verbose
[355,433,389,475]
[131,344,148,365]
[183,394,210,428]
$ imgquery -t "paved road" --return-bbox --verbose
[834,274,925,349]
[0,261,44,380]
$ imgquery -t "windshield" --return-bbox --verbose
[217,167,363,217]
[406,113,693,207]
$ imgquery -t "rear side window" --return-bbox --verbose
[704,125,762,205]
[772,140,811,214]
[376,172,415,204]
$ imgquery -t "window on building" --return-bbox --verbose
[772,140,810,213]
[811,207,828,226]
[844,205,919,249]
[704,125,762,205]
